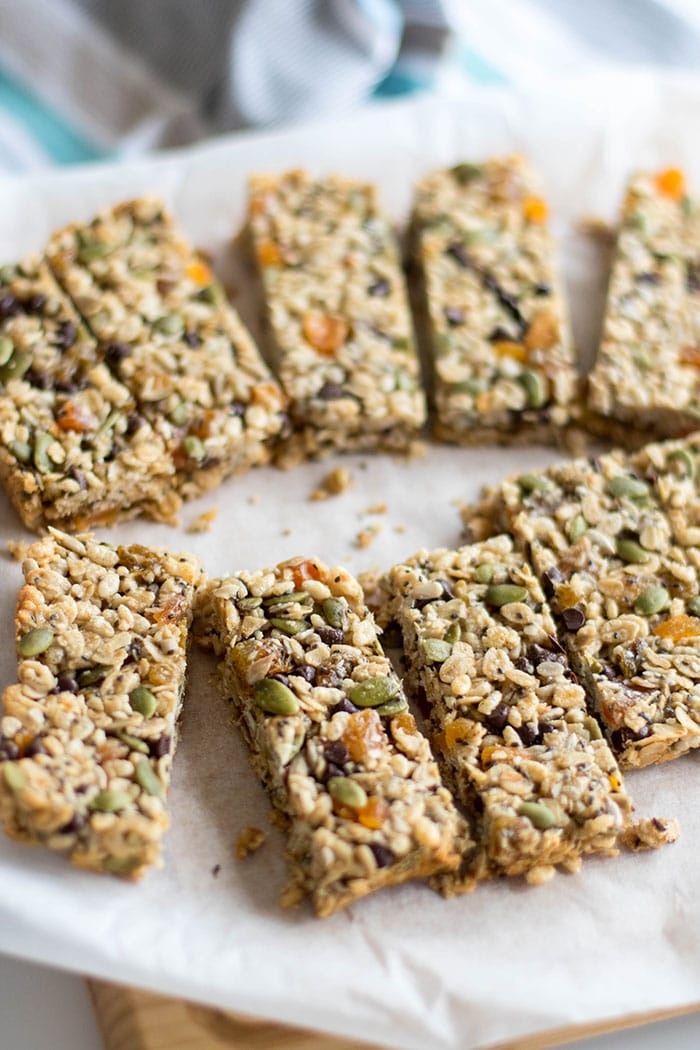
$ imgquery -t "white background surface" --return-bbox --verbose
[3,82,700,1050]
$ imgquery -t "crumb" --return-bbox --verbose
[279,882,305,909]
[355,524,381,549]
[621,816,680,851]
[281,528,292,536]
[186,508,219,534]
[407,439,428,460]
[269,808,288,831]
[6,540,28,561]
[236,827,266,860]
[577,215,616,244]
[366,503,387,515]
[358,461,368,471]
[195,247,214,265]
[247,494,259,505]
[394,524,406,534]
[310,466,352,501]
[211,863,221,877]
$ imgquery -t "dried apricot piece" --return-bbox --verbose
[302,311,348,355]
[357,796,389,829]
[680,346,700,368]
[524,310,558,352]
[291,559,322,589]
[391,711,417,736]
[655,168,685,201]
[444,717,473,749]
[653,614,700,642]
[523,196,548,224]
[343,708,385,765]
[493,340,527,362]
[56,400,96,433]
[185,259,212,286]
[256,240,283,267]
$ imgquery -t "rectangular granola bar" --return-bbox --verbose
[587,169,700,444]
[378,536,630,888]
[410,156,577,445]
[464,444,700,767]
[0,257,178,531]
[194,555,464,916]
[0,529,201,876]
[247,171,426,460]
[46,197,287,500]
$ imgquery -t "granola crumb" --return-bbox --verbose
[355,524,381,549]
[279,881,305,909]
[247,494,259,505]
[394,524,407,534]
[235,826,266,860]
[310,466,352,501]
[211,863,221,877]
[6,540,29,561]
[281,528,292,536]
[621,816,680,851]
[577,214,616,244]
[524,864,556,885]
[366,502,388,515]
[186,508,219,534]
[407,439,428,460]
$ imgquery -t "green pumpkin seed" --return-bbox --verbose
[77,237,112,263]
[95,408,120,436]
[33,431,56,474]
[519,473,550,493]
[183,434,206,461]
[474,563,495,584]
[376,696,409,717]
[89,789,132,812]
[238,596,262,610]
[129,686,157,718]
[687,596,700,615]
[634,585,670,616]
[103,856,138,874]
[607,475,649,500]
[253,678,299,716]
[3,762,26,792]
[0,336,13,366]
[517,800,557,830]
[197,285,223,305]
[451,162,483,184]
[0,264,18,284]
[168,402,189,427]
[616,537,650,564]
[8,439,31,464]
[394,368,416,392]
[583,716,603,741]
[485,584,528,607]
[668,448,695,479]
[327,776,368,810]
[78,664,111,687]
[135,759,165,799]
[349,676,400,708]
[568,514,588,543]
[17,626,54,657]
[444,622,462,645]
[155,313,184,337]
[265,590,310,607]
[518,369,547,408]
[449,377,486,395]
[322,597,345,628]
[422,637,453,663]
[112,730,150,755]
[0,350,32,384]
[269,618,310,636]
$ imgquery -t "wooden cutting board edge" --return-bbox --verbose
[87,979,700,1050]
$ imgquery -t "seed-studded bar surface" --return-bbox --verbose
[378,536,630,889]
[462,442,700,767]
[0,529,201,876]
[410,156,577,445]
[46,197,287,500]
[194,555,464,916]
[0,258,178,531]
[247,171,426,460]
[588,169,700,443]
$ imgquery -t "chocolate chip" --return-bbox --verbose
[325,741,349,766]
[25,370,51,390]
[317,382,347,401]
[539,722,556,737]
[516,723,538,746]
[229,402,246,418]
[57,320,77,349]
[638,272,661,285]
[184,330,202,348]
[369,844,395,868]
[483,701,509,733]
[489,326,513,342]
[67,467,86,491]
[55,673,79,694]
[445,243,471,268]
[271,673,293,689]
[211,863,221,877]
[0,737,19,761]
[611,723,651,751]
[125,638,143,663]
[561,606,585,631]
[542,565,564,597]
[0,293,22,318]
[444,306,465,326]
[368,278,390,297]
[688,263,700,294]
[317,625,344,646]
[25,735,48,757]
[290,665,316,684]
[437,578,455,600]
[54,379,80,394]
[527,644,566,667]
[514,656,535,675]
[150,735,171,758]
[104,342,131,366]
[332,697,359,715]
[25,294,47,314]
[59,813,86,835]
[534,282,551,296]
[200,456,221,470]
[324,763,346,781]
[125,413,144,436]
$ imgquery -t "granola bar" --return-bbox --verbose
[464,443,700,767]
[46,197,287,500]
[410,157,577,445]
[247,171,426,460]
[378,536,630,888]
[0,258,178,531]
[587,169,700,443]
[0,529,201,876]
[194,555,464,916]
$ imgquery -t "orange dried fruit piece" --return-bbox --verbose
[291,558,322,589]
[444,717,473,750]
[185,259,212,286]
[302,311,348,355]
[357,796,389,829]
[655,168,685,201]
[256,240,283,267]
[391,711,417,736]
[493,340,527,362]
[524,310,558,352]
[481,745,503,766]
[343,708,385,765]
[475,390,491,413]
[653,614,700,642]
[680,346,700,368]
[56,400,97,433]
[523,196,548,224]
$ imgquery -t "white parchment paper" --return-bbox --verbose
[1,73,700,1050]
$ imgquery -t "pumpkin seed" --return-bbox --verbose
[568,514,588,543]
[0,336,13,365]
[129,686,157,718]
[518,369,547,408]
[327,776,367,810]
[17,626,54,657]
[394,368,415,392]
[0,264,18,283]
[484,584,528,607]
[103,856,138,874]
[322,597,345,628]
[0,350,32,384]
[688,596,700,616]
[238,596,262,610]
[519,472,550,493]
[376,696,409,717]
[253,678,299,716]
[112,730,150,755]
[444,622,462,645]
[668,448,695,479]
[634,585,670,616]
[154,313,184,337]
[183,434,206,461]
[517,800,557,830]
[583,716,604,741]
[8,439,31,463]
[3,762,26,792]
[265,590,309,607]
[89,789,132,812]
[422,637,453,663]
[450,377,486,395]
[78,664,110,687]
[33,431,55,474]
[197,285,223,305]
[607,475,649,500]
[474,563,495,584]
[349,676,399,708]
[168,401,189,426]
[135,759,165,799]
[616,537,650,564]
[269,617,310,636]
[451,162,483,183]
[77,238,112,263]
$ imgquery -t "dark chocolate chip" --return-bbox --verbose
[150,735,171,758]
[57,320,77,349]
[25,735,48,757]
[611,723,651,751]
[368,278,390,297]
[324,741,349,766]
[55,673,79,694]
[200,456,221,470]
[290,665,316,684]
[104,342,131,366]
[516,723,538,747]
[561,606,585,631]
[539,722,556,737]
[542,565,564,597]
[25,293,47,314]
[54,379,80,394]
[211,864,221,877]
[533,282,551,296]
[229,402,246,418]
[489,326,513,342]
[324,762,346,781]
[25,370,51,390]
[637,272,661,285]
[317,382,347,401]
[0,293,22,318]
[688,263,700,294]
[437,578,455,600]
[527,644,567,667]
[125,413,144,436]
[445,242,471,268]
[444,306,465,326]
[483,701,509,733]
[59,813,86,835]
[184,330,202,348]
[514,656,535,675]
[271,673,294,689]
[369,843,395,868]
[332,697,359,715]
[67,467,87,491]
[0,737,20,761]
[317,625,344,646]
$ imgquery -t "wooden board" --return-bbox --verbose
[88,980,700,1050]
